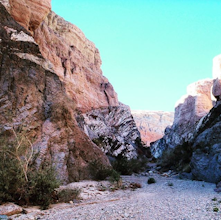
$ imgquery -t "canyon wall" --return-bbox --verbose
[77,103,144,160]
[150,55,221,183]
[34,11,118,113]
[132,110,174,146]
[0,0,145,183]
[150,79,213,158]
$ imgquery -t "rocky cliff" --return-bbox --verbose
[150,79,213,159]
[34,11,118,113]
[132,110,174,146]
[0,2,111,183]
[150,55,221,183]
[0,0,144,183]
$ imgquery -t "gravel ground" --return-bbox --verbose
[12,174,221,220]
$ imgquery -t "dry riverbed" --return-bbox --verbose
[9,173,221,220]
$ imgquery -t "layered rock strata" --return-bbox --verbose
[34,11,118,113]
[76,104,144,160]
[132,110,174,146]
[151,79,213,158]
[1,0,51,33]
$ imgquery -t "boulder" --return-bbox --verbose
[0,203,22,216]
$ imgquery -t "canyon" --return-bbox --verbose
[1,0,221,188]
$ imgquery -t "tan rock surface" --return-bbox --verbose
[0,0,51,33]
[132,111,174,146]
[34,11,118,113]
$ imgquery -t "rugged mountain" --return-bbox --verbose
[132,110,174,146]
[0,0,144,183]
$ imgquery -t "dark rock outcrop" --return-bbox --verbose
[190,103,221,183]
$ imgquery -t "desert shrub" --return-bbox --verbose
[0,131,59,209]
[109,169,121,183]
[147,177,156,184]
[112,156,147,175]
[57,188,81,203]
[28,164,60,209]
[213,207,219,212]
[167,182,174,187]
[89,160,121,185]
[0,146,25,203]
[157,142,192,172]
[89,160,113,181]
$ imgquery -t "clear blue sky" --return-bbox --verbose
[52,0,221,112]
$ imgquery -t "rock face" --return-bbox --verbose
[151,79,213,159]
[34,11,118,113]
[76,103,144,160]
[190,103,221,183]
[0,2,110,183]
[0,0,144,184]
[131,110,174,146]
[1,0,51,33]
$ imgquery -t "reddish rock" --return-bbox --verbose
[34,11,118,113]
[0,3,110,183]
[1,0,51,33]
[132,111,174,146]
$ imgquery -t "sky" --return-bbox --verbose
[52,0,221,112]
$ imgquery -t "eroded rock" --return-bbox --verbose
[34,11,118,113]
[132,110,174,146]
[151,79,213,158]
[0,203,22,216]
[76,103,144,159]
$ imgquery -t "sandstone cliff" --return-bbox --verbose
[0,0,144,183]
[132,110,174,146]
[0,2,111,183]
[34,11,118,113]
